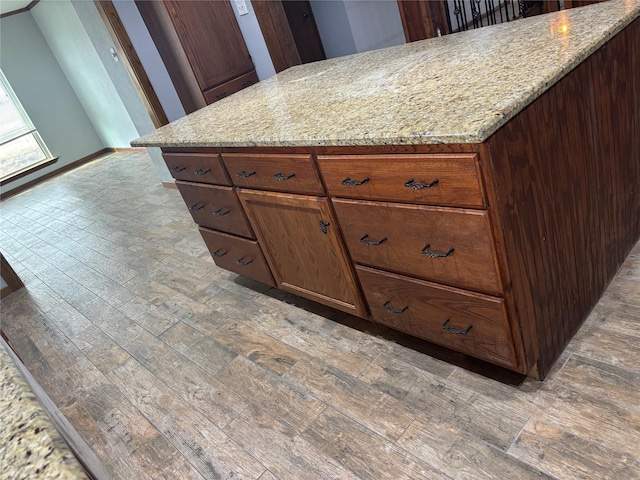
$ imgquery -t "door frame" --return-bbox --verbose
[94,0,169,127]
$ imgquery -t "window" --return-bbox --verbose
[0,69,53,182]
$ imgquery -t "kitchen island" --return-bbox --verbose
[133,0,640,379]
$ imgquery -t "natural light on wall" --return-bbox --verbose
[0,69,52,181]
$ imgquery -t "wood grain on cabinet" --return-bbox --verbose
[222,154,324,195]
[175,181,254,238]
[202,71,259,105]
[317,153,486,208]
[485,19,640,377]
[163,0,253,92]
[237,189,366,317]
[163,152,230,185]
[356,266,518,369]
[199,227,275,287]
[332,198,502,295]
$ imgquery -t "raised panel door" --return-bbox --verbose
[237,189,366,316]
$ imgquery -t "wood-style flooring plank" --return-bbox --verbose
[359,354,529,450]
[224,405,359,480]
[216,356,326,433]
[397,412,554,480]
[108,358,266,479]
[509,419,640,480]
[553,354,640,412]
[284,357,418,441]
[301,407,449,480]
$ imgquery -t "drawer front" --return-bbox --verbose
[318,154,485,208]
[203,70,259,105]
[199,227,275,287]
[357,266,517,369]
[176,181,254,238]
[333,199,502,294]
[163,152,230,185]
[222,153,324,195]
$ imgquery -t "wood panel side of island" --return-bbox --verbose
[484,18,640,378]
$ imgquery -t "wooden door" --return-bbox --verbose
[282,1,325,64]
[237,190,365,316]
[163,0,254,91]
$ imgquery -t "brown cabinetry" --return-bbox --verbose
[137,0,258,113]
[237,189,366,317]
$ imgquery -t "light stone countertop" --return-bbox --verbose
[132,0,639,148]
[0,343,89,480]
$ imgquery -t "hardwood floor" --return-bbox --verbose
[1,150,639,479]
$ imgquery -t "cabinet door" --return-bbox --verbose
[164,0,254,91]
[237,190,366,317]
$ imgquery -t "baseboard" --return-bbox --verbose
[0,148,114,201]
[162,181,177,188]
[113,147,146,152]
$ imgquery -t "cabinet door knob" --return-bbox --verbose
[236,256,254,266]
[273,172,296,181]
[341,176,369,187]
[421,243,454,258]
[360,234,387,246]
[382,301,408,314]
[319,220,330,234]
[404,178,439,190]
[237,170,256,178]
[442,318,472,335]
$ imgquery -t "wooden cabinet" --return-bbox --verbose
[137,0,258,113]
[237,189,366,317]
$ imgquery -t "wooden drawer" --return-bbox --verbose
[222,153,324,195]
[357,266,517,369]
[199,227,275,287]
[176,181,254,238]
[333,198,502,295]
[163,152,230,185]
[203,70,259,105]
[317,154,485,208]
[203,70,258,105]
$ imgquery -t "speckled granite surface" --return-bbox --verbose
[132,0,639,148]
[0,344,88,480]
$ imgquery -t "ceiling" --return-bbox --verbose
[0,0,35,17]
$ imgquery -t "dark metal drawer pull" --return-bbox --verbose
[319,220,330,234]
[383,301,408,314]
[213,209,230,216]
[216,92,228,100]
[189,203,205,211]
[194,168,210,175]
[171,166,186,172]
[404,178,439,190]
[421,243,454,258]
[236,257,253,266]
[273,172,296,181]
[360,234,387,246]
[442,318,472,335]
[237,170,256,178]
[211,249,227,258]
[342,176,370,187]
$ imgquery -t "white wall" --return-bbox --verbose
[111,0,186,122]
[31,0,171,183]
[310,0,405,58]
[31,0,138,148]
[230,0,276,80]
[310,0,357,58]
[0,11,104,195]
[343,0,405,53]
